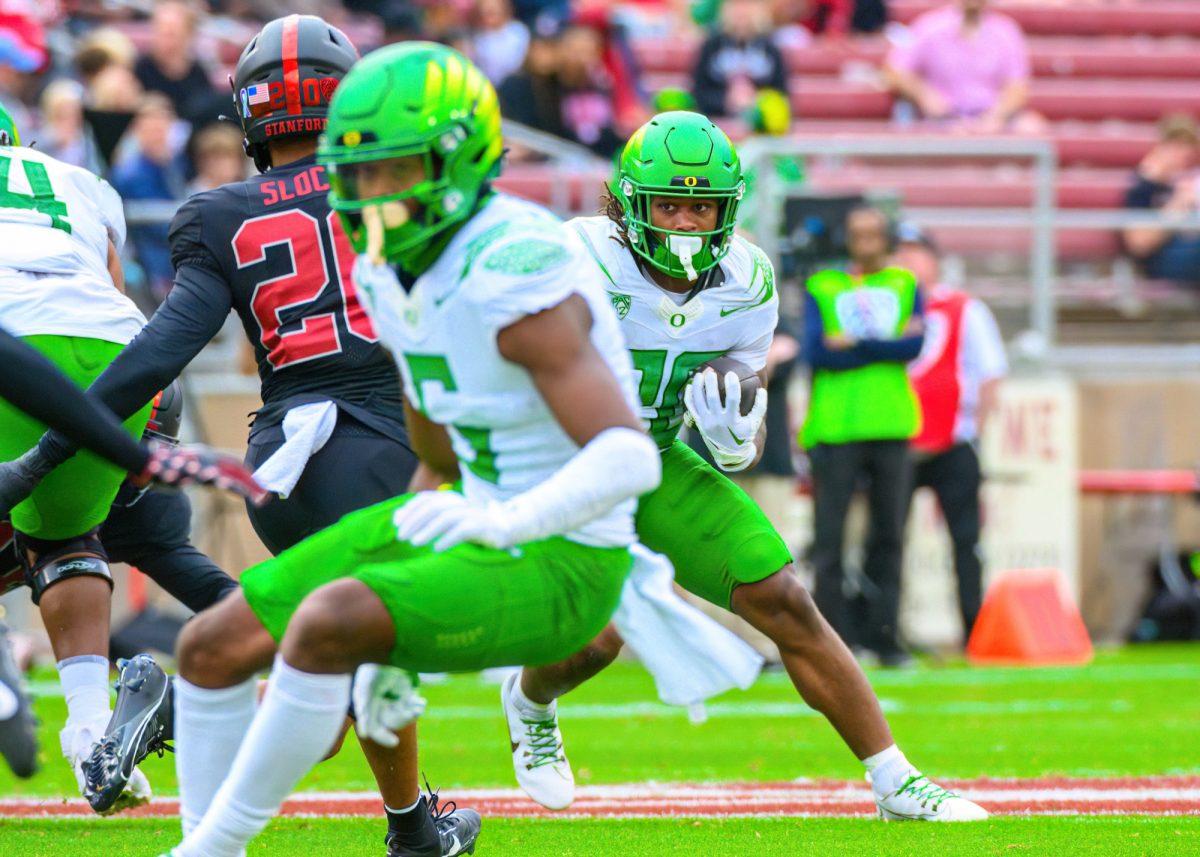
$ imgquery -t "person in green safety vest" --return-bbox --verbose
[799,204,926,666]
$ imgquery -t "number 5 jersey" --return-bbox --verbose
[0,146,144,344]
[352,193,639,549]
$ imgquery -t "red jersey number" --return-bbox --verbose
[234,209,377,370]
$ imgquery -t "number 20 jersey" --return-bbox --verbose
[167,155,404,426]
[569,216,778,449]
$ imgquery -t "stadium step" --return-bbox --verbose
[711,119,1156,170]
[890,0,1200,38]
[643,73,1200,123]
[805,164,1130,209]
[633,35,1200,81]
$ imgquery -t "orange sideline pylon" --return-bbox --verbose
[966,568,1093,665]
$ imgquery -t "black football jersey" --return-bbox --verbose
[167,156,405,435]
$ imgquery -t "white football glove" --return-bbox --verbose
[683,369,767,473]
[352,664,426,747]
[393,490,512,552]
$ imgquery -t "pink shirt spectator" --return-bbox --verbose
[888,6,1030,118]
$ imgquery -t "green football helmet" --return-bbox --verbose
[611,111,744,281]
[318,42,503,271]
[0,101,20,146]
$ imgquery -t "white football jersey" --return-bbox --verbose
[353,194,639,548]
[0,145,144,344]
[570,216,778,447]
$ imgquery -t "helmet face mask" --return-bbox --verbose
[319,42,503,271]
[327,150,445,263]
[612,111,744,281]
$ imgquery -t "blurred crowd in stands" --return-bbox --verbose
[0,0,1197,302]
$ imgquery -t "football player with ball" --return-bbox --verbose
[502,111,988,823]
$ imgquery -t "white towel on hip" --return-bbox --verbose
[251,401,338,498]
[611,544,763,708]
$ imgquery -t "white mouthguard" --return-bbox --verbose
[361,202,411,266]
[668,234,704,282]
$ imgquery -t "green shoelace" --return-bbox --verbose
[894,774,957,811]
[522,717,564,770]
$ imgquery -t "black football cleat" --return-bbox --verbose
[82,653,172,813]
[385,783,482,857]
[0,623,38,778]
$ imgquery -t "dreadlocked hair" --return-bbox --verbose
[600,184,631,248]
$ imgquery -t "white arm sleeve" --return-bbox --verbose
[499,426,661,545]
[92,178,127,254]
[962,299,1008,383]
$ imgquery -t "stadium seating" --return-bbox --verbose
[642,73,1200,122]
[630,1,1200,277]
[889,0,1200,37]
[119,2,1197,279]
[634,36,1200,81]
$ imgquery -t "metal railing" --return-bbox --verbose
[120,131,1200,371]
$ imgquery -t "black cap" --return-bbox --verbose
[895,220,939,254]
[232,14,358,172]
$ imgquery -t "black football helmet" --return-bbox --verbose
[231,14,358,172]
[143,379,183,446]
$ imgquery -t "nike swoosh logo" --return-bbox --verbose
[446,834,463,855]
[729,429,746,445]
[434,286,464,307]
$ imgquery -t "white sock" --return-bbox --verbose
[175,657,351,857]
[175,676,257,837]
[863,744,915,795]
[512,672,555,717]
[57,655,110,728]
[56,652,110,748]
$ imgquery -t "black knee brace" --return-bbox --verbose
[16,529,112,605]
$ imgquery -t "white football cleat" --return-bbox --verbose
[870,770,989,821]
[501,671,574,810]
[62,715,152,815]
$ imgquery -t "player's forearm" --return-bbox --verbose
[92,265,230,418]
[499,427,661,544]
[0,326,148,473]
[38,264,231,465]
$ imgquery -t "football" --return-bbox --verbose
[695,356,761,417]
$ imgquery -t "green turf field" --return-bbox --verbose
[3,816,1199,857]
[2,644,1198,855]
